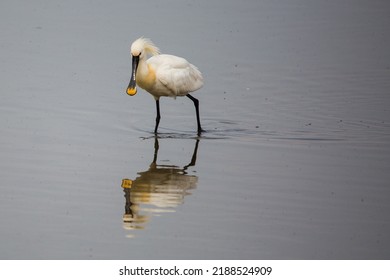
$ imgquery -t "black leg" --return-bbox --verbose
[152,136,159,165]
[183,139,200,172]
[187,94,203,135]
[154,99,161,134]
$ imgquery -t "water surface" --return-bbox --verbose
[1,0,390,259]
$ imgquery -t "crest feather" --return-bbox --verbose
[131,37,160,56]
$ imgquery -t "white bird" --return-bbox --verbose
[126,37,204,135]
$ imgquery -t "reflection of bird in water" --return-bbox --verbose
[126,37,204,135]
[121,137,199,237]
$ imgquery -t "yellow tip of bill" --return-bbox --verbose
[121,179,133,189]
[127,87,137,96]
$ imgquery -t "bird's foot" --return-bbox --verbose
[197,128,206,136]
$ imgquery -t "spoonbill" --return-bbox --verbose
[126,37,204,135]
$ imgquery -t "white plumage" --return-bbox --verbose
[126,37,204,135]
[148,54,203,97]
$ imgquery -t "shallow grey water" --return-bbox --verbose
[1,0,390,259]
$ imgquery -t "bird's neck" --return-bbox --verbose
[137,57,149,77]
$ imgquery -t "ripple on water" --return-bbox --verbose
[200,118,347,144]
[127,113,386,146]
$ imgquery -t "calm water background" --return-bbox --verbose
[1,0,389,259]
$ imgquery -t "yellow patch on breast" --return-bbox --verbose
[137,64,156,91]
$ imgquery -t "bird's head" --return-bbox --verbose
[127,37,160,96]
[131,37,160,58]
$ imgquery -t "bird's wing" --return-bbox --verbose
[152,55,203,95]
